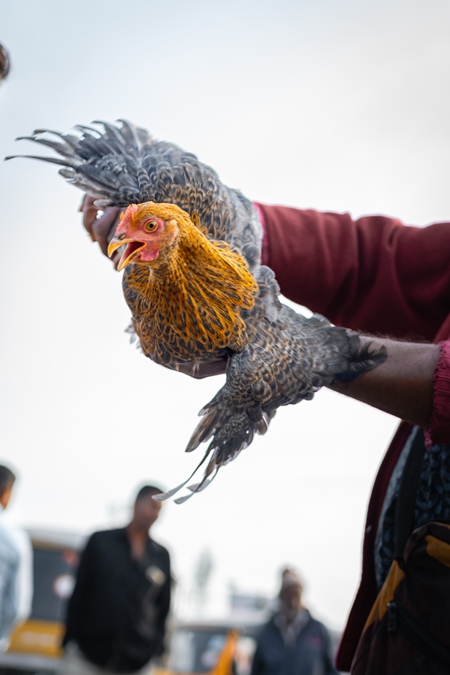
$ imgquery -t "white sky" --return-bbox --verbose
[1,0,449,631]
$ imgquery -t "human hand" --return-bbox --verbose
[80,194,122,268]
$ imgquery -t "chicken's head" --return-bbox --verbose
[107,202,187,271]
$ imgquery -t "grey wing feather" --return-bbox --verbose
[6,120,263,267]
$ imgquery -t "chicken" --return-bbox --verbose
[7,120,387,502]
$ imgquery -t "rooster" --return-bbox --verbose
[7,121,386,502]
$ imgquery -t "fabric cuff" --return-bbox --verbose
[427,340,450,446]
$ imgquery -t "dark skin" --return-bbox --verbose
[127,491,162,562]
[331,337,438,429]
[279,584,303,624]
[81,196,440,429]
[0,481,13,509]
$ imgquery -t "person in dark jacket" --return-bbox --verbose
[251,569,338,675]
[60,485,171,674]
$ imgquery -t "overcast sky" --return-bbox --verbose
[1,0,449,630]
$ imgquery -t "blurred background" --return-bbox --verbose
[1,0,450,647]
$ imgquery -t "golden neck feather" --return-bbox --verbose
[123,211,258,357]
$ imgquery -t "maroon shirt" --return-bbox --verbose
[255,202,450,671]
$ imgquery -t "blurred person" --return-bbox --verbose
[0,464,33,650]
[59,485,171,675]
[251,569,338,675]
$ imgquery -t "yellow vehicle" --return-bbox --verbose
[0,528,84,675]
[154,618,262,675]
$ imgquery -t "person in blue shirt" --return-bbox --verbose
[0,465,32,650]
[0,465,18,644]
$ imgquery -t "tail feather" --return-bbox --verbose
[173,457,219,504]
[5,120,153,206]
[185,405,221,453]
[5,153,73,167]
[152,447,212,502]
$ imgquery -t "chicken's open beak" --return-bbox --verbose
[108,238,146,271]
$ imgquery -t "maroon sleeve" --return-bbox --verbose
[255,203,450,342]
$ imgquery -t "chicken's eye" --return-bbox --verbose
[144,220,158,232]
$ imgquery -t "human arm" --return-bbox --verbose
[7,528,33,626]
[0,551,18,643]
[329,336,441,430]
[257,203,450,341]
[184,337,445,437]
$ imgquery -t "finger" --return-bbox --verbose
[81,195,100,238]
[91,207,121,256]
[78,194,87,213]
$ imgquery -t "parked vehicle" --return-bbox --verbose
[154,617,265,675]
[0,528,84,675]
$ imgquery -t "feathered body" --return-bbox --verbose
[8,121,386,501]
